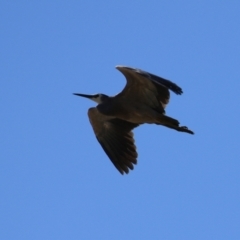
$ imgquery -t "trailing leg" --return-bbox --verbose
[157,115,194,134]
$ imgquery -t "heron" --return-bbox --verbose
[74,66,194,174]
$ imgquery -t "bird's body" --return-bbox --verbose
[74,66,194,174]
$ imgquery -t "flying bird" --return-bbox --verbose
[74,66,194,174]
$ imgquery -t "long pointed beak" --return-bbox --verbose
[73,93,94,99]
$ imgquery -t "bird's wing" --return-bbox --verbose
[116,66,183,109]
[88,107,139,174]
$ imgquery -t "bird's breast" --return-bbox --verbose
[97,97,164,124]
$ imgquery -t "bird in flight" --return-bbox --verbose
[74,66,194,174]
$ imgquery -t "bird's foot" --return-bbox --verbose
[179,126,194,134]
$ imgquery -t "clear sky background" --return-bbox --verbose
[1,1,240,240]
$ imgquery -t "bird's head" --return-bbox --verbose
[73,93,109,104]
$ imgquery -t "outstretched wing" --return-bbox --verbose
[88,107,139,174]
[115,65,183,110]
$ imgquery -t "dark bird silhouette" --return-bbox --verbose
[74,66,194,174]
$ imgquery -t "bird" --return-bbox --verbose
[74,65,194,174]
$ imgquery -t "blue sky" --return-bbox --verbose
[1,1,240,239]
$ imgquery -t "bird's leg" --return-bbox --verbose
[157,115,194,134]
